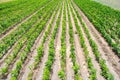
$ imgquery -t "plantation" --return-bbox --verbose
[0,0,120,80]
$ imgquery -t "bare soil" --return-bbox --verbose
[0,0,12,3]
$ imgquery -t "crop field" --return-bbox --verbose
[0,0,120,80]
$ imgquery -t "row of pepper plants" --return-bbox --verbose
[0,0,50,35]
[58,2,67,80]
[74,0,120,57]
[0,0,59,80]
[42,3,63,80]
[71,1,114,79]
[69,2,97,80]
[0,1,58,78]
[26,2,61,80]
[9,1,60,79]
[66,1,82,80]
[0,0,54,58]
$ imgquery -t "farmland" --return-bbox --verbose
[0,0,120,80]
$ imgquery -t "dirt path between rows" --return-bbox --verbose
[18,7,59,80]
[6,29,45,80]
[0,40,19,65]
[33,9,60,80]
[0,1,51,41]
[70,3,105,80]
[72,1,120,79]
[0,44,26,79]
[6,8,56,80]
[68,3,89,80]
[51,4,64,80]
[66,5,74,80]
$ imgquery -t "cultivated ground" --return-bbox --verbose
[0,0,120,80]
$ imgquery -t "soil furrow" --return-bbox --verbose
[70,3,105,80]
[17,8,59,80]
[68,3,89,80]
[31,8,60,80]
[6,28,45,79]
[66,4,74,80]
[6,45,26,80]
[0,40,19,64]
[18,27,47,80]
[51,4,64,80]
[6,9,56,80]
[0,44,26,77]
[80,25,105,80]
